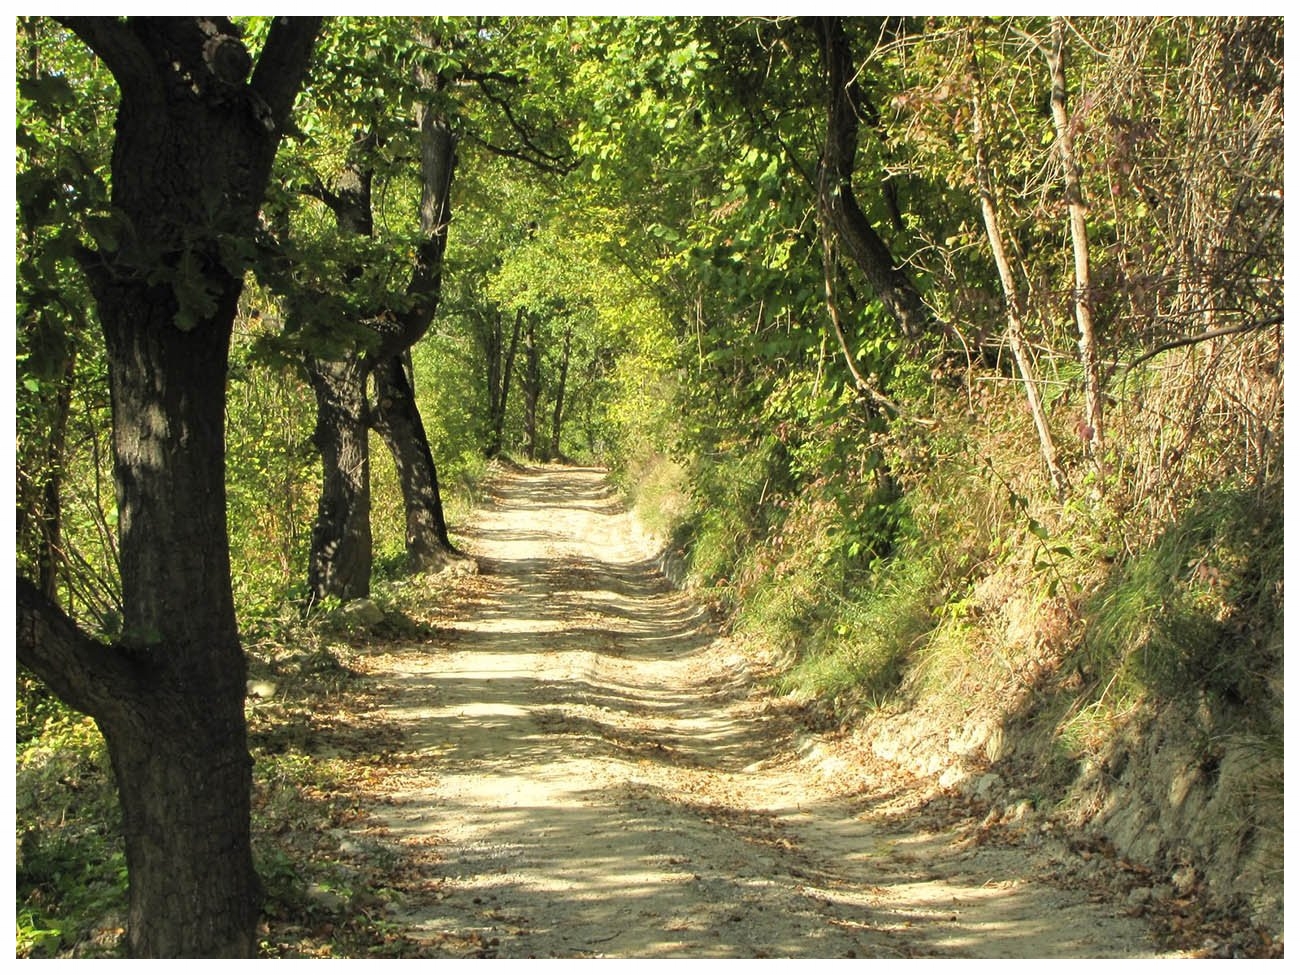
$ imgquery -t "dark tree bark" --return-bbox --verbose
[370,352,468,570]
[306,351,373,601]
[305,102,458,595]
[813,16,933,340]
[16,16,321,958]
[548,325,574,461]
[300,137,377,601]
[521,312,541,461]
[484,306,523,458]
[366,105,462,567]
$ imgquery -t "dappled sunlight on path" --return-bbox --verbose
[355,465,1169,958]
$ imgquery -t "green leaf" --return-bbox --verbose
[172,249,220,332]
[18,73,77,111]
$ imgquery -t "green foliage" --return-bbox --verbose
[16,710,126,958]
[777,554,942,708]
[226,305,321,619]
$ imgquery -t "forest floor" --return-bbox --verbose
[331,465,1185,959]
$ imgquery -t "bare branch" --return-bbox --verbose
[468,74,574,173]
[459,131,576,176]
[1125,314,1282,372]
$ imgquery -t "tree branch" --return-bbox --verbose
[468,75,575,174]
[1125,314,1282,372]
[298,174,341,213]
[813,15,934,341]
[58,17,161,108]
[250,16,325,129]
[17,576,146,722]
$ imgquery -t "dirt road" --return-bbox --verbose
[355,465,1169,958]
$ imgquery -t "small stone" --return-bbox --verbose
[1006,799,1034,822]
[342,598,385,626]
[1171,865,1199,897]
[306,883,347,913]
[973,772,1003,800]
[1127,886,1154,907]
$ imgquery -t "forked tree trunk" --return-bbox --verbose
[306,352,373,601]
[304,98,457,594]
[14,17,320,958]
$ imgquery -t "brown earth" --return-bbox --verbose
[345,465,1184,959]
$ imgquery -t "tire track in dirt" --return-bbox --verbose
[355,465,1171,958]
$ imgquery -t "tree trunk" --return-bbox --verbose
[1047,18,1105,470]
[813,16,933,341]
[485,307,523,458]
[371,352,468,571]
[298,139,376,603]
[522,312,541,461]
[34,346,76,601]
[306,352,373,601]
[100,277,261,956]
[548,325,573,461]
[301,98,457,593]
[969,44,1068,500]
[14,17,320,958]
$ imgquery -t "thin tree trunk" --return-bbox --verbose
[548,325,573,461]
[522,312,541,461]
[19,26,76,603]
[970,52,1068,499]
[1047,17,1105,470]
[371,352,470,571]
[485,307,523,458]
[306,352,372,601]
[36,347,76,601]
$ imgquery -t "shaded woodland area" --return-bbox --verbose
[14,16,1283,958]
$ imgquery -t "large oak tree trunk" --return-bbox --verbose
[306,352,373,601]
[99,280,259,957]
[16,17,320,957]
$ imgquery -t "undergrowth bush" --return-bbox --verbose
[16,702,126,958]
